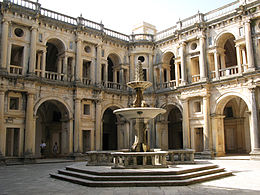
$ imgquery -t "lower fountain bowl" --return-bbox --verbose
[113,107,166,121]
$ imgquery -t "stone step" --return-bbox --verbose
[57,167,226,181]
[65,164,219,176]
[50,171,232,187]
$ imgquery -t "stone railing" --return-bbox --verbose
[104,28,130,41]
[102,81,127,90]
[86,151,114,166]
[45,71,64,81]
[219,66,239,77]
[192,74,200,82]
[9,65,22,75]
[204,0,239,21]
[111,151,168,169]
[82,78,92,85]
[41,8,77,25]
[167,149,195,164]
[130,34,154,42]
[155,25,177,41]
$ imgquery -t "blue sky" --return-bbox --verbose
[39,0,235,34]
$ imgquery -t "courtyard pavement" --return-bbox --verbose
[0,158,260,195]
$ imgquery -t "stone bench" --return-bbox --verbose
[167,149,195,164]
[111,151,168,169]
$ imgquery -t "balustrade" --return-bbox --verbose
[192,74,200,82]
[167,149,195,164]
[9,65,22,75]
[82,78,92,85]
[111,151,168,169]
[219,66,239,77]
[45,71,64,81]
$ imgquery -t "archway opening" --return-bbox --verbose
[168,106,183,149]
[107,54,120,83]
[223,97,250,154]
[217,33,237,69]
[102,107,118,150]
[35,100,70,158]
[46,39,65,72]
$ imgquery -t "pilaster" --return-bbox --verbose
[244,19,255,71]
[28,26,38,75]
[182,99,190,148]
[0,90,6,157]
[179,42,187,85]
[0,19,9,73]
[25,92,36,157]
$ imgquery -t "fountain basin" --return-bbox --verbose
[113,107,166,121]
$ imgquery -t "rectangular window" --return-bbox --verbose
[239,27,244,36]
[83,104,90,115]
[39,33,42,42]
[69,41,73,50]
[208,37,212,45]
[9,97,19,110]
[11,45,24,66]
[194,101,201,113]
[101,49,105,57]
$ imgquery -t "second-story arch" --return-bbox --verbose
[45,38,66,73]
[107,53,121,83]
[215,33,238,75]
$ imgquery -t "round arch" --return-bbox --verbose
[214,31,238,47]
[214,93,251,155]
[214,92,251,115]
[34,96,73,119]
[162,51,176,64]
[35,98,72,158]
[44,37,67,51]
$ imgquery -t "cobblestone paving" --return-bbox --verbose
[0,159,260,195]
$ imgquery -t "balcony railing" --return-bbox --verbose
[192,74,200,82]
[82,78,92,85]
[101,81,127,90]
[219,66,239,77]
[130,34,154,42]
[9,65,22,75]
[45,71,64,81]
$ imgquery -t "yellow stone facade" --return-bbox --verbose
[0,0,260,160]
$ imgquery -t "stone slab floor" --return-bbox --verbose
[0,159,260,195]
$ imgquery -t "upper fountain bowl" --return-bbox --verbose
[113,107,166,121]
[127,81,152,89]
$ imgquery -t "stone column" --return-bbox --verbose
[90,60,96,84]
[180,42,187,85]
[211,114,225,156]
[57,57,62,80]
[235,45,242,74]
[104,62,108,84]
[74,98,81,153]
[75,38,82,82]
[249,88,260,159]
[25,93,36,156]
[29,26,37,75]
[71,58,75,81]
[130,54,135,81]
[182,99,190,148]
[95,101,102,150]
[41,49,46,78]
[0,90,6,157]
[63,56,68,80]
[244,20,255,71]
[96,45,102,84]
[0,19,9,72]
[213,51,220,79]
[203,95,211,153]
[175,63,179,87]
[148,54,154,85]
[199,35,207,81]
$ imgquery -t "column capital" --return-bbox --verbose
[30,26,38,31]
[1,18,10,24]
[179,41,187,47]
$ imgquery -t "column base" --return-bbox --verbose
[200,77,208,82]
[250,149,260,160]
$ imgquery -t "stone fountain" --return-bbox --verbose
[112,60,166,168]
